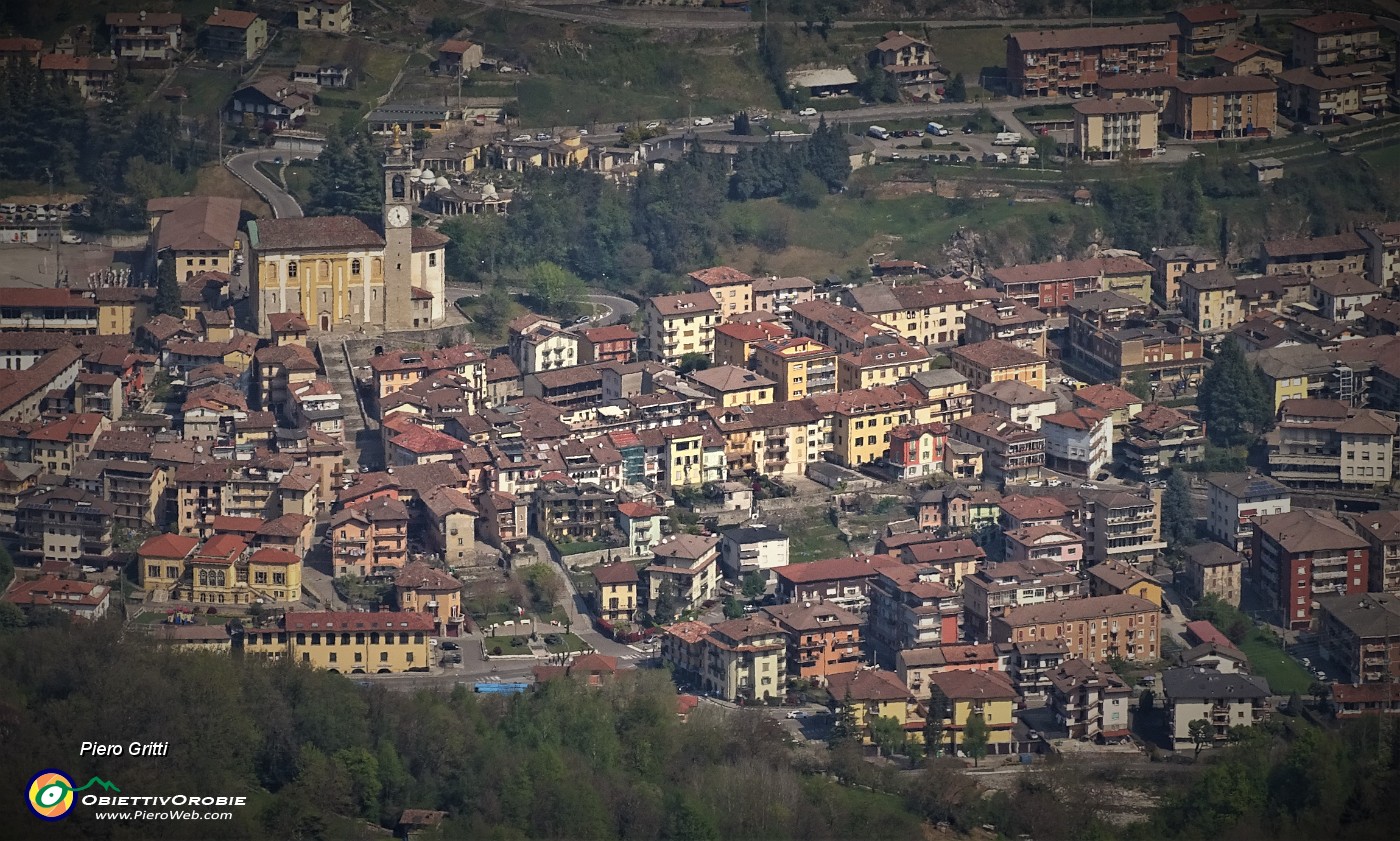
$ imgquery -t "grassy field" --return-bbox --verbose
[1239,630,1313,694]
[165,67,241,119]
[192,161,271,217]
[929,26,1010,98]
[786,516,849,564]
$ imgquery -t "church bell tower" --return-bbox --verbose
[382,126,414,331]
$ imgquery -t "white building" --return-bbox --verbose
[718,524,790,580]
[1204,472,1291,558]
[972,380,1059,431]
[1041,407,1112,478]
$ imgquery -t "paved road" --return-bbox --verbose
[226,150,304,219]
[448,280,638,328]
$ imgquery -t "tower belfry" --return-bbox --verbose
[382,125,414,330]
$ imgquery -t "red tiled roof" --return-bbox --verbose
[253,216,384,251]
[207,8,260,27]
[249,547,300,566]
[284,611,434,632]
[137,533,200,559]
[773,553,902,584]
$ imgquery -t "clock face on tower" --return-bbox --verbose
[386,205,410,228]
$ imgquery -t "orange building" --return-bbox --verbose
[763,601,865,685]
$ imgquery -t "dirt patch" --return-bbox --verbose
[873,179,935,198]
[194,162,272,219]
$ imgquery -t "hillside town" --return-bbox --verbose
[4,0,1400,835]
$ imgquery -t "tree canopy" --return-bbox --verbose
[1197,341,1273,447]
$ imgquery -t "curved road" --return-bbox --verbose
[448,281,638,327]
[226,149,304,219]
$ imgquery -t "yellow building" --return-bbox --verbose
[926,670,1020,755]
[246,611,434,674]
[250,214,447,335]
[688,266,754,317]
[826,667,925,746]
[1087,559,1163,607]
[394,561,464,636]
[92,287,153,336]
[1072,98,1160,162]
[139,532,303,605]
[644,292,722,367]
[752,337,837,401]
[712,321,789,368]
[948,339,1047,392]
[702,615,789,702]
[844,279,996,349]
[1179,269,1240,333]
[592,562,640,627]
[836,340,933,391]
[147,196,241,281]
[809,385,923,467]
[137,533,201,602]
[687,365,775,407]
[298,0,352,32]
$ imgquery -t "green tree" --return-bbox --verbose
[1140,688,1156,712]
[963,712,990,767]
[733,112,752,136]
[741,571,766,601]
[650,578,679,624]
[1126,370,1153,401]
[870,715,905,757]
[154,253,181,317]
[524,261,585,321]
[1161,470,1197,548]
[924,691,948,757]
[677,353,710,374]
[1188,718,1213,757]
[1198,340,1272,447]
[946,72,967,103]
[722,595,744,619]
[829,688,859,747]
[0,600,24,631]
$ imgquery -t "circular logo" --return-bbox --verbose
[27,770,75,821]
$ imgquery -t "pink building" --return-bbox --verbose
[1004,524,1085,572]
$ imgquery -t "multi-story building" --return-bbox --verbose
[771,553,903,611]
[962,558,1084,641]
[4,575,111,621]
[1316,593,1400,685]
[828,667,927,746]
[991,594,1161,662]
[1007,23,1179,97]
[962,300,1049,357]
[1087,559,1163,606]
[972,381,1058,431]
[1290,12,1382,67]
[299,0,353,33]
[789,299,899,355]
[719,525,790,580]
[1120,403,1207,480]
[1182,542,1245,607]
[1047,658,1132,741]
[1067,291,1205,389]
[1179,269,1239,333]
[701,615,788,702]
[1265,398,1397,490]
[897,643,1001,696]
[1150,245,1219,308]
[887,421,949,480]
[897,538,984,586]
[0,289,99,334]
[15,487,116,567]
[1040,407,1112,479]
[644,292,722,367]
[203,9,268,62]
[592,562,640,628]
[1071,98,1159,161]
[508,313,579,375]
[645,534,720,614]
[1087,490,1165,567]
[1161,667,1270,747]
[1359,222,1400,290]
[330,495,410,577]
[148,195,242,281]
[1170,75,1277,139]
[763,601,864,685]
[752,275,815,315]
[752,337,837,401]
[987,256,1154,317]
[1073,383,1145,443]
[867,564,962,667]
[576,324,637,365]
[949,339,1047,392]
[808,385,922,468]
[106,10,183,62]
[1204,471,1290,558]
[1354,510,1400,595]
[38,54,118,100]
[1248,344,1336,410]
[244,611,433,673]
[1003,525,1085,571]
[1310,273,1382,322]
[951,413,1044,485]
[1254,508,1369,630]
[1009,639,1070,702]
[873,29,940,86]
[712,321,789,368]
[687,365,775,407]
[925,670,1019,755]
[1212,41,1284,77]
[1168,4,1242,54]
[836,340,932,392]
[688,266,754,317]
[900,369,973,427]
[1259,231,1370,277]
[845,279,996,348]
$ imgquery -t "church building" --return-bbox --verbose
[250,130,448,336]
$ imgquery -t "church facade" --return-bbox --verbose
[250,134,448,336]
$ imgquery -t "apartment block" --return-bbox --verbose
[1254,508,1369,630]
[963,300,1049,357]
[1171,75,1277,139]
[1316,593,1400,684]
[106,10,183,62]
[1353,510,1400,595]
[763,601,864,685]
[1087,490,1165,567]
[688,266,754,317]
[245,611,433,673]
[949,339,1047,392]
[1071,98,1159,161]
[962,558,1085,641]
[1120,403,1207,480]
[753,337,837,401]
[644,292,722,367]
[1182,542,1245,607]
[1150,245,1219,308]
[952,413,1045,485]
[1047,658,1132,741]
[1259,231,1369,277]
[1290,12,1382,67]
[1204,471,1291,558]
[1007,24,1180,97]
[1265,398,1396,490]
[988,256,1154,317]
[1179,269,1239,333]
[844,279,997,348]
[990,594,1161,662]
[1041,407,1112,479]
[1067,291,1205,389]
[867,564,963,667]
[1168,4,1242,54]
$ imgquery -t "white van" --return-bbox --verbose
[868,125,890,140]
[993,132,1022,146]
[693,116,714,127]
[926,121,949,136]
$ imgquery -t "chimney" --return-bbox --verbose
[213,6,219,14]
[139,9,146,20]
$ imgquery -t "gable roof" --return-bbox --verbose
[251,216,384,251]
[827,667,915,702]
[1161,667,1269,700]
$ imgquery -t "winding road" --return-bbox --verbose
[226,149,304,219]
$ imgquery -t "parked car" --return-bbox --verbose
[512,134,531,142]
[535,132,552,140]
[645,121,661,130]
[798,107,818,116]
[440,641,460,651]
[693,116,714,126]
[785,711,808,719]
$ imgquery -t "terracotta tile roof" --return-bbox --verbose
[688,266,753,287]
[1042,406,1108,431]
[249,547,300,566]
[989,256,1152,286]
[1073,97,1157,116]
[617,501,661,519]
[714,321,789,343]
[950,339,1044,370]
[252,216,384,251]
[1261,232,1368,258]
[107,11,182,26]
[40,54,117,72]
[688,365,775,393]
[268,312,310,332]
[592,563,640,586]
[137,533,200,559]
[1074,383,1143,411]
[284,611,434,632]
[5,575,109,609]
[772,553,902,584]
[1291,11,1376,34]
[1009,23,1178,51]
[1175,3,1240,24]
[1174,75,1277,95]
[394,561,460,592]
[928,669,1019,701]
[664,620,712,644]
[440,38,478,55]
[649,291,719,317]
[1000,494,1070,522]
[1255,509,1369,554]
[1213,40,1281,63]
[999,594,1158,626]
[207,8,260,27]
[827,667,915,702]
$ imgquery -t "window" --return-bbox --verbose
[380,651,389,662]
[351,259,361,275]
[428,252,437,267]
[147,564,159,579]
[329,652,337,663]
[289,261,298,278]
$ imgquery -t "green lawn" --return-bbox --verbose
[1238,631,1312,694]
[929,26,1009,95]
[165,67,241,119]
[787,518,849,564]
[545,633,592,654]
[484,635,533,655]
